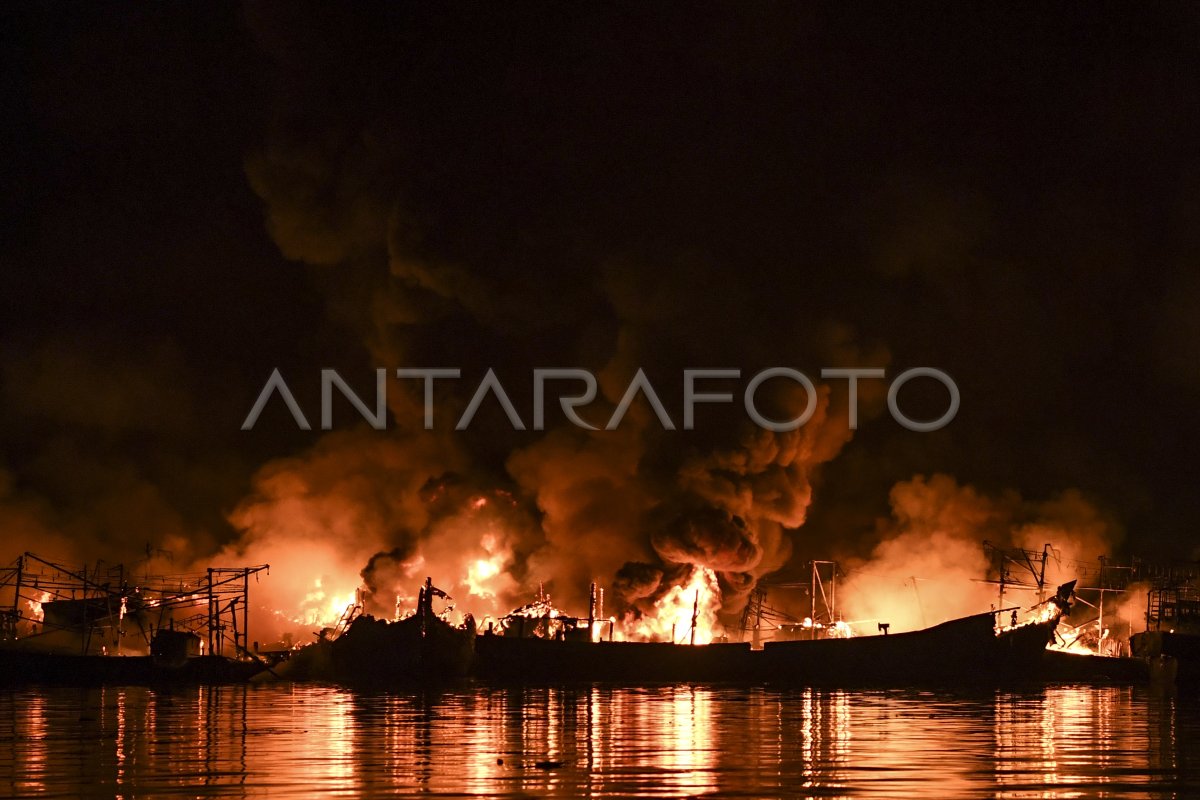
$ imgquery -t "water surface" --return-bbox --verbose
[2,683,1197,798]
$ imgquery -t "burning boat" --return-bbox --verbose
[478,581,753,682]
[473,577,1072,686]
[758,583,1074,687]
[317,577,476,685]
[473,583,755,682]
[0,553,271,685]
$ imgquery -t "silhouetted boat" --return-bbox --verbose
[473,612,1059,686]
[761,581,1077,687]
[1131,632,1200,690]
[0,625,267,685]
[0,554,271,686]
[1038,650,1150,684]
[472,583,756,682]
[759,611,1058,686]
[325,577,476,685]
[475,635,755,682]
[0,649,264,686]
[476,583,1068,686]
[1129,583,1200,691]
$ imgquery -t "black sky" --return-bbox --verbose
[2,4,1199,571]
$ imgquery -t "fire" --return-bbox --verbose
[621,566,725,644]
[828,620,854,638]
[25,591,51,621]
[465,533,505,600]
[996,599,1063,634]
[795,616,856,638]
[262,522,521,636]
[291,577,359,628]
[1034,604,1058,624]
[1050,639,1095,656]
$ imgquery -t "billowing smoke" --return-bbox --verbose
[223,365,872,637]
[6,5,1196,657]
[0,336,220,573]
[222,9,899,635]
[216,426,553,635]
[217,429,461,633]
[837,474,1122,633]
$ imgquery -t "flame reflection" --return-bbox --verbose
[0,684,1195,797]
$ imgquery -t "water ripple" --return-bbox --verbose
[0,684,1197,798]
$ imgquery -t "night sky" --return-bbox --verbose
[3,5,1199,619]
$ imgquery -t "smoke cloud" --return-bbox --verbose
[838,474,1123,633]
[7,5,1191,648]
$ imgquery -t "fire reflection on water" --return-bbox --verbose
[1,684,1198,797]
[795,689,851,794]
[993,687,1168,798]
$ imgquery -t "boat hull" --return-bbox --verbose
[1130,631,1200,691]
[760,613,1057,687]
[0,651,264,686]
[1037,650,1149,684]
[474,636,755,683]
[327,614,475,686]
[474,613,1056,686]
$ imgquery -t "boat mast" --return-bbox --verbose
[242,566,250,657]
[1037,544,1049,604]
[206,568,215,655]
[811,562,817,640]
[588,582,596,641]
[690,589,699,645]
[10,555,22,631]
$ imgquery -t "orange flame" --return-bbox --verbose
[26,591,51,622]
[286,577,359,629]
[620,566,725,644]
